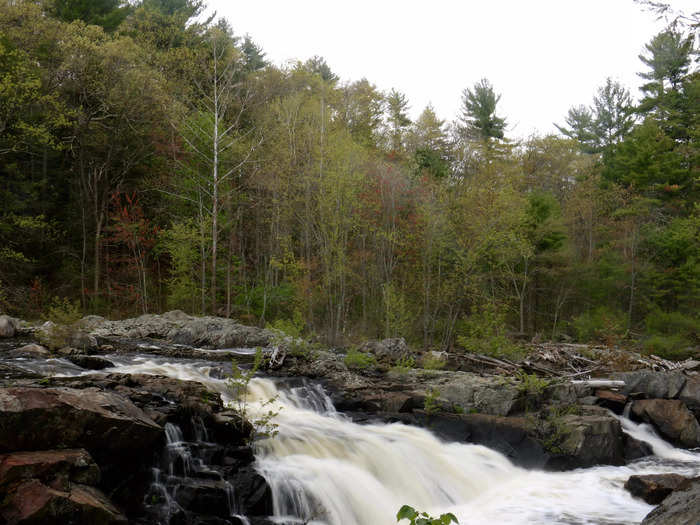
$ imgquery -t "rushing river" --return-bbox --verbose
[9,352,700,525]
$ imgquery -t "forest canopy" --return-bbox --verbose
[0,0,698,357]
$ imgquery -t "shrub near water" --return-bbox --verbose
[344,348,377,370]
[457,303,525,360]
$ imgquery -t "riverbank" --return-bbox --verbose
[1,311,699,524]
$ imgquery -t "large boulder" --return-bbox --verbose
[0,479,127,525]
[413,412,547,469]
[7,344,50,359]
[359,338,411,364]
[631,399,700,448]
[641,477,700,525]
[425,372,520,416]
[67,355,114,370]
[0,387,162,459]
[616,370,687,399]
[678,375,700,414]
[0,315,19,338]
[625,474,689,505]
[545,410,626,469]
[90,311,273,349]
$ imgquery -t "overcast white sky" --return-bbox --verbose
[206,0,696,138]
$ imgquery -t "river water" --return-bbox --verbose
[8,352,700,525]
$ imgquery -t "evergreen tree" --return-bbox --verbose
[458,78,506,142]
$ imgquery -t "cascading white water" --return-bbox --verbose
[77,355,700,524]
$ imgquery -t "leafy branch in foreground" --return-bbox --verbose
[397,505,458,525]
[225,348,280,443]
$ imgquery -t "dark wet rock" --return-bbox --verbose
[67,355,114,370]
[414,412,547,469]
[6,343,50,359]
[173,478,233,518]
[0,363,41,380]
[89,311,273,349]
[0,449,100,492]
[595,389,628,413]
[0,315,19,338]
[631,399,700,449]
[0,387,162,462]
[359,338,411,364]
[623,435,653,461]
[45,373,224,425]
[233,466,274,516]
[625,474,689,505]
[641,477,700,525]
[616,370,687,399]
[678,375,700,415]
[0,479,127,525]
[544,409,625,470]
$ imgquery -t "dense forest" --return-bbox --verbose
[1,0,698,357]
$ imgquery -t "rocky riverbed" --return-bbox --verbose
[0,311,699,524]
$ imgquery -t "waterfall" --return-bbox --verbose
[103,355,700,525]
[144,420,242,524]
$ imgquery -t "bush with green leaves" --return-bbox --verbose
[515,371,550,397]
[390,356,416,374]
[572,306,627,344]
[642,309,698,360]
[457,302,525,360]
[344,348,377,370]
[396,505,458,525]
[226,349,280,444]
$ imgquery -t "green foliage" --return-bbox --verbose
[572,306,627,344]
[515,372,550,397]
[38,297,82,350]
[643,309,698,360]
[159,220,204,312]
[267,311,316,359]
[457,303,525,361]
[390,356,416,374]
[459,78,506,142]
[344,348,377,370]
[643,335,695,360]
[396,505,458,525]
[421,354,445,370]
[423,388,441,416]
[226,349,280,443]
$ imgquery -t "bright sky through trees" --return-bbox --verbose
[206,0,697,138]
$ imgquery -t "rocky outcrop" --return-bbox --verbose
[678,375,700,415]
[7,343,50,359]
[545,409,625,469]
[625,474,689,505]
[89,310,274,349]
[631,399,700,448]
[0,315,19,338]
[359,337,412,364]
[1,479,127,525]
[641,477,700,525]
[616,370,687,399]
[0,449,100,490]
[0,449,126,525]
[0,386,162,456]
[67,355,114,370]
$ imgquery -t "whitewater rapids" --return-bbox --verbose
[69,355,700,524]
